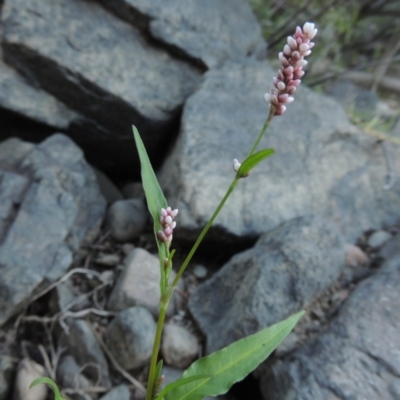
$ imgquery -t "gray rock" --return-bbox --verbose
[368,230,392,248]
[381,232,400,260]
[66,319,111,388]
[107,248,181,317]
[106,199,147,242]
[99,0,266,68]
[0,357,15,399]
[0,134,106,325]
[94,169,123,205]
[2,0,201,172]
[0,137,34,168]
[161,366,183,386]
[188,215,346,353]
[261,235,400,400]
[104,307,156,370]
[0,51,80,131]
[121,182,145,200]
[99,385,130,400]
[161,323,199,368]
[49,279,77,314]
[158,60,400,243]
[390,379,400,400]
[57,356,94,400]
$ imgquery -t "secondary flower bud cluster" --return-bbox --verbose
[158,207,178,244]
[264,22,317,116]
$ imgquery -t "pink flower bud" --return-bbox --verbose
[299,43,309,52]
[287,36,297,49]
[233,159,241,172]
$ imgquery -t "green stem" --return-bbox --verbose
[146,106,275,399]
[146,302,168,400]
[247,107,274,157]
[171,177,239,288]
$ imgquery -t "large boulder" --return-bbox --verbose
[158,60,400,243]
[188,215,347,353]
[260,233,400,400]
[0,134,106,325]
[99,0,266,69]
[1,0,201,173]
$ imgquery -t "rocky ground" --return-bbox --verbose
[0,1,400,400]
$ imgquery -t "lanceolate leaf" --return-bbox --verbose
[238,148,275,177]
[30,377,66,400]
[156,375,210,400]
[133,126,168,289]
[165,311,304,400]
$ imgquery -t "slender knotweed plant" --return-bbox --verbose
[31,22,317,400]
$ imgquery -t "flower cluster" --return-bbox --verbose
[158,207,178,244]
[264,22,317,116]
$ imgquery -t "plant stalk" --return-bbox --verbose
[146,108,275,399]
[146,302,168,400]
[171,177,239,288]
[247,107,274,157]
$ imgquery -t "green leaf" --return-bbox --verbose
[133,126,168,291]
[238,149,275,177]
[30,377,67,400]
[165,311,304,400]
[156,375,210,400]
[155,360,164,382]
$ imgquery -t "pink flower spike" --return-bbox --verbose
[264,22,316,116]
[158,205,178,245]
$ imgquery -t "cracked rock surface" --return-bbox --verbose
[260,233,400,400]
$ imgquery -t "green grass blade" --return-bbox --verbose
[30,377,67,400]
[238,148,275,177]
[165,311,304,400]
[133,126,168,290]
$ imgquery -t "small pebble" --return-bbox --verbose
[368,230,392,248]
[161,323,199,369]
[121,243,135,256]
[105,307,156,370]
[14,359,48,400]
[274,332,299,357]
[106,199,147,242]
[100,270,115,285]
[95,253,121,266]
[345,244,369,267]
[193,265,208,279]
